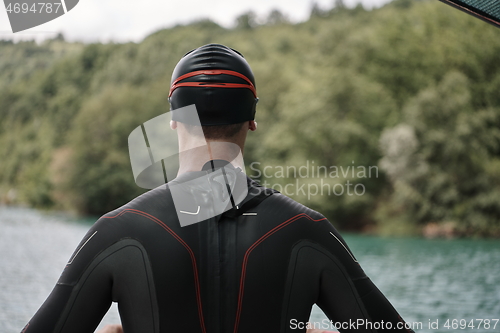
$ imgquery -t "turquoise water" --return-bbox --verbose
[1,207,499,332]
[310,234,500,332]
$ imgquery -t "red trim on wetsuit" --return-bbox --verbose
[103,208,207,333]
[233,213,327,333]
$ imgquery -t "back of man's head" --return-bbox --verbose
[168,44,258,141]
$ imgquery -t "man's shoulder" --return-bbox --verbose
[255,183,326,221]
[100,184,174,220]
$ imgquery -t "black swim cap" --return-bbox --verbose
[169,44,258,126]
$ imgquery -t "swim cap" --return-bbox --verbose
[169,44,258,126]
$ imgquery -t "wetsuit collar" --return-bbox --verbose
[168,161,277,220]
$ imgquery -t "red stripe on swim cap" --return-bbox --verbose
[169,69,257,98]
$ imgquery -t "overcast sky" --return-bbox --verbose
[0,0,392,43]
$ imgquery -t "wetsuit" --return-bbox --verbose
[22,163,415,333]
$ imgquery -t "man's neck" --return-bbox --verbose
[177,141,244,176]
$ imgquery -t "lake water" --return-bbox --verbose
[1,206,499,333]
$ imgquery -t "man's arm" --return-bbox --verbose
[312,219,415,332]
[21,225,114,333]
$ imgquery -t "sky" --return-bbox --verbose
[0,0,392,43]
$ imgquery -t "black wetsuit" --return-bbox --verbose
[22,165,415,333]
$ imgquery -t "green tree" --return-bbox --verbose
[378,71,500,236]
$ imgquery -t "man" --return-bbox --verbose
[22,44,415,333]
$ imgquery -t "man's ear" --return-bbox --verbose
[170,120,178,130]
[249,120,257,131]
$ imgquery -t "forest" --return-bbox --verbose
[1,0,499,237]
